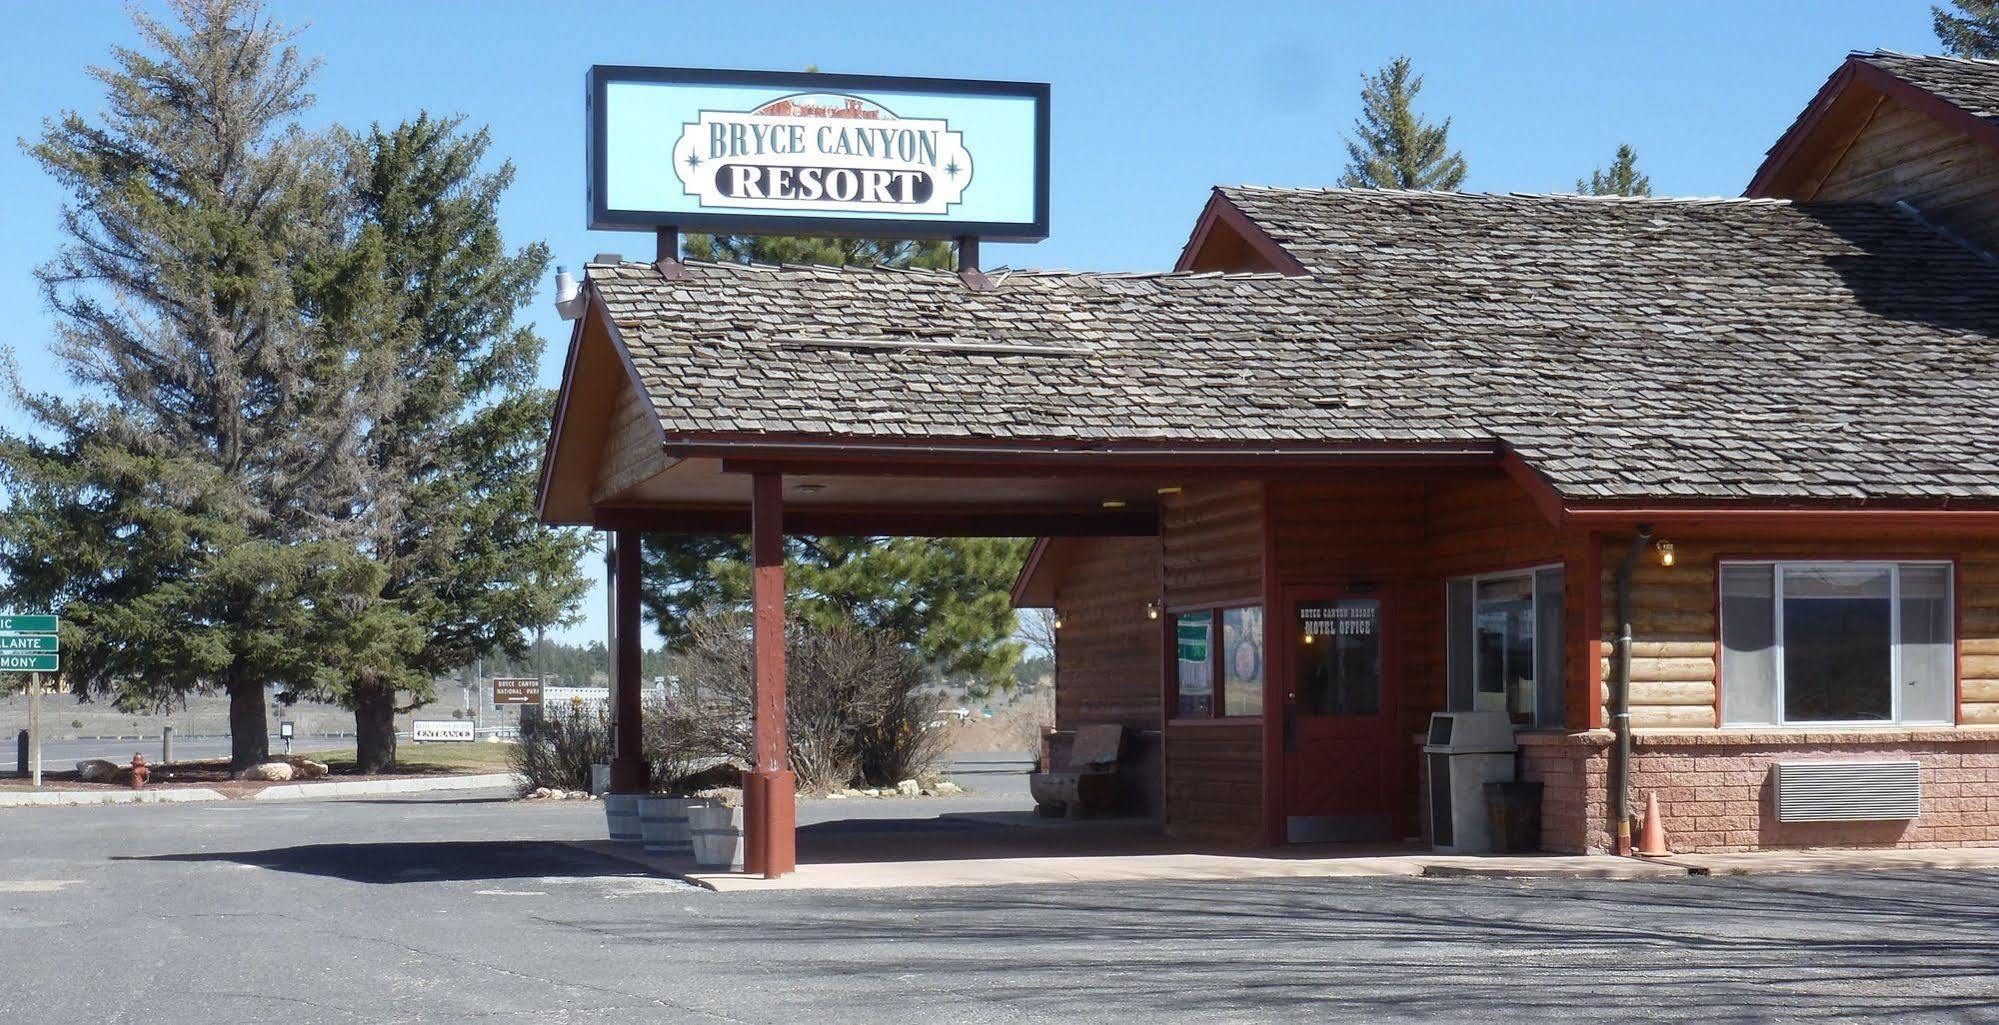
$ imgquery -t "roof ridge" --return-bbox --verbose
[1856,48,1999,67]
[1222,185,1792,206]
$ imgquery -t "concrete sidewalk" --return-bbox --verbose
[574,842,1686,891]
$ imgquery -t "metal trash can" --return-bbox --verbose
[1422,711,1517,853]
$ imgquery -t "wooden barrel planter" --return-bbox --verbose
[638,796,700,856]
[688,803,743,870]
[603,792,642,843]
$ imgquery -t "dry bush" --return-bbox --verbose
[510,702,609,793]
[672,612,944,792]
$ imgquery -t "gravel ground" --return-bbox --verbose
[6,788,1999,1024]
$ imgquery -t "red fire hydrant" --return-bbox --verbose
[129,753,150,790]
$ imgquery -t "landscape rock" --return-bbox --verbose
[895,779,920,797]
[239,761,294,782]
[935,781,964,795]
[825,791,848,800]
[76,759,120,783]
[293,759,329,780]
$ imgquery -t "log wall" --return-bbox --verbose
[1602,531,1999,729]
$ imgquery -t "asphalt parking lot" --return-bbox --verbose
[7,791,1999,1024]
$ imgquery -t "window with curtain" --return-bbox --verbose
[1447,566,1565,728]
[1721,561,1953,726]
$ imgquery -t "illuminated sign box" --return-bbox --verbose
[589,66,1049,241]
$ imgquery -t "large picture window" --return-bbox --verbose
[1446,566,1565,728]
[1721,561,1954,727]
[1174,604,1263,719]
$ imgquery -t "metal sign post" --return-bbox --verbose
[28,671,40,788]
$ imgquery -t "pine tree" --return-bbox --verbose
[1577,144,1653,197]
[313,115,590,771]
[3,0,398,770]
[1338,56,1468,191]
[1935,1,1999,58]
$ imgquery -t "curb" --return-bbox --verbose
[249,772,520,801]
[1421,859,1689,881]
[0,788,229,808]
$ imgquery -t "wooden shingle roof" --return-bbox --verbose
[588,188,1999,504]
[1857,50,1999,122]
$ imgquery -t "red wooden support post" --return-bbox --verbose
[743,473,796,878]
[610,528,647,793]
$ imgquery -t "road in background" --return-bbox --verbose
[0,734,359,773]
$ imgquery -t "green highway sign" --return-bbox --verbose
[0,615,57,634]
[0,653,60,673]
[0,635,57,652]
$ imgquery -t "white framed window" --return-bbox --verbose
[1446,565,1565,729]
[1720,561,1954,727]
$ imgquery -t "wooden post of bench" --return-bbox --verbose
[743,473,795,878]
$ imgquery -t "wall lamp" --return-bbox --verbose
[1654,539,1676,567]
[1146,600,1160,621]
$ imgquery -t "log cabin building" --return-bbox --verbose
[540,51,1999,871]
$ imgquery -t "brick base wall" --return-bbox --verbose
[1629,730,1999,853]
[1518,732,1612,853]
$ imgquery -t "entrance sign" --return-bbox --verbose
[411,720,475,742]
[492,677,543,706]
[589,67,1049,241]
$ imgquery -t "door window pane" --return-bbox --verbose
[1475,575,1536,725]
[1445,578,1474,712]
[1175,612,1213,718]
[1782,565,1891,722]
[1295,600,1381,715]
[1223,606,1264,717]
[1901,564,1954,724]
[1533,567,1566,729]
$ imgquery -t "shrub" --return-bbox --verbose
[671,612,944,792]
[510,702,609,793]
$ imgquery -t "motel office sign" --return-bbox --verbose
[588,66,1050,240]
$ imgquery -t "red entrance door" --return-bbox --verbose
[1281,585,1403,843]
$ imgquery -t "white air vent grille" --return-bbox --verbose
[1776,761,1921,822]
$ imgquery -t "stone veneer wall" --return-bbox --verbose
[1517,729,1999,854]
[1628,730,1999,853]
[1517,732,1612,853]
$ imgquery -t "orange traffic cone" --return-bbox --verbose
[1634,792,1671,857]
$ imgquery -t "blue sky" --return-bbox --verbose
[0,1,1946,645]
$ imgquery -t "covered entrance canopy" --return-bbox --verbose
[538,187,1999,875]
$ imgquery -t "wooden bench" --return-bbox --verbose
[1028,723,1125,819]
